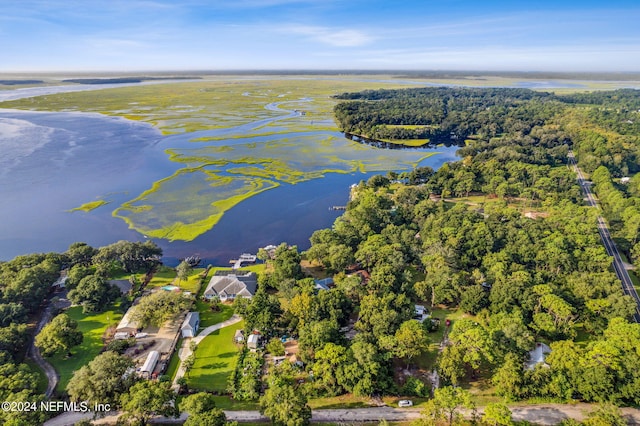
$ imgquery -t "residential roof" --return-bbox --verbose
[314,277,333,291]
[116,303,140,332]
[109,279,132,294]
[181,312,199,332]
[248,334,260,344]
[204,271,257,299]
[527,343,551,370]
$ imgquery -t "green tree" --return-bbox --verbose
[180,392,220,418]
[460,285,488,315]
[272,243,303,282]
[68,274,120,313]
[243,286,282,333]
[266,338,286,356]
[66,264,93,289]
[131,291,190,328]
[313,343,348,396]
[66,242,97,266]
[184,410,229,426]
[35,313,83,357]
[183,354,196,378]
[482,402,513,426]
[418,386,474,426]
[260,376,311,426]
[392,320,430,370]
[492,353,525,401]
[94,240,162,273]
[176,260,193,286]
[120,381,176,425]
[67,351,135,406]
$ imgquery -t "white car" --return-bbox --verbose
[398,400,413,407]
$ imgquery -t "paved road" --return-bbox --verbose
[42,403,640,425]
[568,152,640,322]
[171,314,242,389]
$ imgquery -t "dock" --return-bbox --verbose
[230,253,257,269]
[329,206,346,211]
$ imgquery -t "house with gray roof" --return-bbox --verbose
[203,271,257,302]
[181,312,200,338]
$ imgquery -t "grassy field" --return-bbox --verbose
[50,305,123,392]
[145,267,176,288]
[186,320,245,392]
[307,395,373,409]
[210,396,259,410]
[196,303,234,329]
[164,336,183,381]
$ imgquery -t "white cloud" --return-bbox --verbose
[284,25,373,47]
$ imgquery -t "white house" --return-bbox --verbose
[180,312,200,338]
[203,271,257,302]
[526,343,552,370]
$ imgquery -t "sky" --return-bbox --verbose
[2,0,640,72]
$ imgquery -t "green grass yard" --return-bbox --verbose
[164,336,183,382]
[210,396,259,410]
[186,320,245,392]
[49,305,122,392]
[196,302,234,329]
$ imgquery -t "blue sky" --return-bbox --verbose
[2,0,640,72]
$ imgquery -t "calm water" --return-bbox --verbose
[0,99,458,264]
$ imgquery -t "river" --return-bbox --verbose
[0,82,459,264]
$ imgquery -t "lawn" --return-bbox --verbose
[186,320,245,392]
[164,336,183,381]
[210,396,260,410]
[145,267,177,288]
[308,394,373,409]
[49,305,123,392]
[181,268,206,293]
[196,302,235,329]
[139,266,206,294]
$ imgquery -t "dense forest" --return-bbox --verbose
[334,87,640,263]
[0,240,162,425]
[334,87,640,175]
[269,86,640,407]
